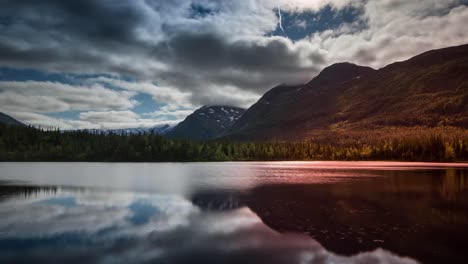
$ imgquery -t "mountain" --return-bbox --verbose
[107,124,174,135]
[226,44,468,140]
[0,112,25,126]
[87,124,174,135]
[167,105,245,140]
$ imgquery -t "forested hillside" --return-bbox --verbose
[227,44,468,140]
[1,124,467,162]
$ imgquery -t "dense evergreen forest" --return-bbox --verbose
[0,124,467,162]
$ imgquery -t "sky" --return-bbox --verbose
[0,0,468,130]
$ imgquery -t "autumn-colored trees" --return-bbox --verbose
[0,124,467,162]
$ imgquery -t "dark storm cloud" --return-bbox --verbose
[158,32,315,72]
[0,43,105,69]
[0,0,326,108]
[152,31,323,97]
[0,0,153,70]
[1,0,468,119]
[1,0,144,44]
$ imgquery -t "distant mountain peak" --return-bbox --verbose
[86,124,174,135]
[0,112,26,126]
[167,105,246,140]
[201,105,242,110]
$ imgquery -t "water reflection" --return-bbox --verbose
[0,187,417,264]
[3,162,462,195]
[243,168,468,264]
[0,162,467,263]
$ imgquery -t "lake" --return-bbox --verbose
[0,161,467,263]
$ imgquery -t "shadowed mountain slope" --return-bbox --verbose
[167,105,245,140]
[226,44,468,140]
[0,112,25,126]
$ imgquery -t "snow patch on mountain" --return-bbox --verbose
[89,124,174,135]
[167,105,246,140]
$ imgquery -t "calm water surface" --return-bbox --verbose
[0,162,467,264]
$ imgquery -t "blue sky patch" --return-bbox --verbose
[189,3,218,19]
[133,93,161,114]
[270,5,365,41]
[0,67,73,83]
[47,111,81,120]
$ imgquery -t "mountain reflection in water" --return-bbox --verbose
[0,187,416,264]
[0,161,467,263]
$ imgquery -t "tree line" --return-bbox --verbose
[0,124,467,162]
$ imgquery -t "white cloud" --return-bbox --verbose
[7,112,91,130]
[79,110,140,123]
[143,106,195,121]
[0,0,467,129]
[275,0,358,12]
[78,110,180,130]
[88,77,192,108]
[0,81,137,113]
[5,110,181,130]
[311,1,468,68]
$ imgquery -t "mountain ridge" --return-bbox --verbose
[225,43,468,141]
[89,124,174,135]
[167,105,245,140]
[0,112,26,127]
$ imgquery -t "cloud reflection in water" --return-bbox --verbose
[0,188,418,264]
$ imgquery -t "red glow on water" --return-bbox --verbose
[255,161,468,170]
